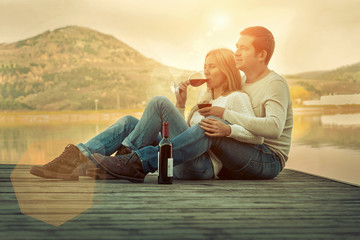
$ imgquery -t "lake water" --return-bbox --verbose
[1,110,360,186]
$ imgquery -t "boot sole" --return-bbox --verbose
[30,166,79,181]
[86,168,118,180]
[96,164,144,183]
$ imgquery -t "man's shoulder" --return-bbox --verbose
[243,70,287,87]
[266,71,287,83]
[263,71,289,89]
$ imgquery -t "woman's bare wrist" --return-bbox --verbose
[176,103,185,108]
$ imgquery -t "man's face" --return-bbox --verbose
[235,35,258,71]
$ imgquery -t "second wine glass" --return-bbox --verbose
[197,89,212,109]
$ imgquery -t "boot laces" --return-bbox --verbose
[115,152,133,164]
[44,144,76,168]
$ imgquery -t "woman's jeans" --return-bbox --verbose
[78,96,281,180]
[77,96,213,179]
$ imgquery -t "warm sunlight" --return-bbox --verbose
[2,1,359,74]
[212,13,229,29]
[1,1,360,238]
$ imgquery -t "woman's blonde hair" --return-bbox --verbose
[187,48,242,125]
[205,48,242,95]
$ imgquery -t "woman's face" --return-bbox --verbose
[204,55,227,90]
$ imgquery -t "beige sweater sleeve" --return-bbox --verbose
[225,93,264,144]
[224,80,288,139]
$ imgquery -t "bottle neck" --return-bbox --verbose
[162,122,169,138]
[162,127,169,138]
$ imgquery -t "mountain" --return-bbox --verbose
[1,25,359,110]
[286,62,360,98]
[0,26,192,110]
[287,62,360,81]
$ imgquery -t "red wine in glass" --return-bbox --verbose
[189,78,209,87]
[197,103,212,109]
[171,71,209,95]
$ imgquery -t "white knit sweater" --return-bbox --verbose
[178,91,263,177]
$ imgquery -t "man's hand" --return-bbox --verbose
[198,106,225,118]
[199,118,231,137]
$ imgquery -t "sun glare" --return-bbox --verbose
[213,14,229,28]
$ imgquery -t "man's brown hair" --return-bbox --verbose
[240,26,275,65]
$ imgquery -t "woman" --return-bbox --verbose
[30,48,262,181]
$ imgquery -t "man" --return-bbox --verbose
[89,26,293,181]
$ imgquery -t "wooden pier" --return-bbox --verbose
[1,164,360,240]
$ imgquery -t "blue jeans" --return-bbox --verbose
[79,96,281,180]
[77,96,213,180]
[137,116,281,180]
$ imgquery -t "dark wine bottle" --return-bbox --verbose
[158,122,173,184]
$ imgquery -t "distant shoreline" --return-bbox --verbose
[1,105,360,124]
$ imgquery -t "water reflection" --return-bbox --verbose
[1,111,360,185]
[288,112,360,186]
[321,113,360,126]
[292,113,360,150]
[287,145,360,187]
[0,122,110,165]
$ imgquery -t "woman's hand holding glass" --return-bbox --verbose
[175,80,190,108]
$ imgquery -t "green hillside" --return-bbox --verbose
[286,62,360,100]
[288,62,360,82]
[1,25,359,110]
[0,26,195,110]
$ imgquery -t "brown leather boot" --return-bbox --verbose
[30,144,93,181]
[91,152,146,183]
[85,145,132,180]
[115,145,131,156]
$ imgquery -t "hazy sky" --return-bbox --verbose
[1,0,359,74]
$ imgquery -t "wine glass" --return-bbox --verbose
[170,81,180,95]
[170,71,209,95]
[197,88,212,109]
[188,71,209,87]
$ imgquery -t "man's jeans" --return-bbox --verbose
[78,96,281,180]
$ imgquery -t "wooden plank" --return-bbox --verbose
[0,164,360,240]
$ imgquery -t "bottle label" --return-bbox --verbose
[167,158,173,177]
[157,152,160,176]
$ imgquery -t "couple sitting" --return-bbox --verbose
[30,26,293,182]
